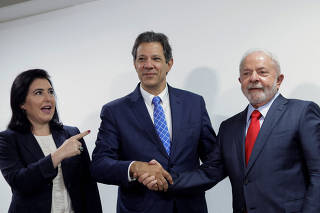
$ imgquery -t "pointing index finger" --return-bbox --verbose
[73,130,91,140]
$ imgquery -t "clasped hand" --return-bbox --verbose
[130,160,173,192]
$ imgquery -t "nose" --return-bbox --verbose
[249,71,259,82]
[143,59,153,69]
[44,92,54,101]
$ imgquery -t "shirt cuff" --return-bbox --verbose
[128,161,136,182]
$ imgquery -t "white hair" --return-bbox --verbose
[239,48,281,74]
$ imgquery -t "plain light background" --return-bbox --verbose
[1,0,320,212]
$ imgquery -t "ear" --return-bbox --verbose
[20,104,25,110]
[238,77,242,84]
[276,74,284,88]
[166,58,173,74]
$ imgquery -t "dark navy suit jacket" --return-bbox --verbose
[0,125,102,213]
[91,84,217,213]
[216,95,320,213]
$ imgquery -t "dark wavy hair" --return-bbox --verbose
[8,69,63,133]
[131,31,173,63]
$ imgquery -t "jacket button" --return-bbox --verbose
[244,178,249,185]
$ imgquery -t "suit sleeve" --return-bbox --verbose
[299,102,320,212]
[0,131,58,195]
[169,97,226,193]
[91,105,133,187]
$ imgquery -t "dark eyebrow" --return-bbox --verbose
[33,88,44,92]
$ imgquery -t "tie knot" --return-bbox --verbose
[251,110,261,119]
[152,96,161,106]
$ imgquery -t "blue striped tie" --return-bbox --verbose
[152,96,171,155]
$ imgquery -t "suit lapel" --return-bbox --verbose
[51,128,66,149]
[168,85,182,159]
[245,95,287,174]
[18,132,44,160]
[51,127,77,173]
[130,84,169,159]
[19,128,67,161]
[233,109,248,170]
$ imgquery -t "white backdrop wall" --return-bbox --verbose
[1,0,320,212]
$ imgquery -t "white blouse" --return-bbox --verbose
[34,135,74,213]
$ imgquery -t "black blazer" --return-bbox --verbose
[0,125,102,213]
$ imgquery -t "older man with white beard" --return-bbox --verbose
[143,49,320,213]
[214,49,320,213]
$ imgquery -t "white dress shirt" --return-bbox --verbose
[34,135,74,213]
[246,92,280,134]
[139,84,172,139]
[127,84,173,181]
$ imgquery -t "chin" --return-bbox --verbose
[142,82,158,89]
[43,116,54,123]
[247,94,266,106]
[143,78,157,84]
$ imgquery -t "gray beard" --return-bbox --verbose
[244,80,278,106]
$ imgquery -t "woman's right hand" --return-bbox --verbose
[51,130,90,168]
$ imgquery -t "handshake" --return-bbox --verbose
[130,160,173,192]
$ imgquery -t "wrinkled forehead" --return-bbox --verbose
[241,52,277,70]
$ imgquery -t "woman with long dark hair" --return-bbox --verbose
[0,69,102,213]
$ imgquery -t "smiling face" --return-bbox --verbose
[239,51,284,108]
[21,78,56,129]
[134,42,173,95]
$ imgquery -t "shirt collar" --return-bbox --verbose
[246,92,280,123]
[140,84,169,107]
